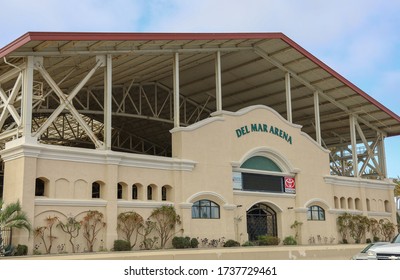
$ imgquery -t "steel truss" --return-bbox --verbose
[0,52,389,178]
[0,57,211,155]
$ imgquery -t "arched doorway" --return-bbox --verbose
[246,203,277,241]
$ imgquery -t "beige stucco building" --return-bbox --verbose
[0,32,398,253]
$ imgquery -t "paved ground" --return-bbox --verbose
[5,244,365,260]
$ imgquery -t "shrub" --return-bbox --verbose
[282,236,297,245]
[242,241,255,247]
[172,236,191,249]
[14,244,28,256]
[190,238,199,248]
[113,240,131,251]
[257,235,280,246]
[223,239,240,247]
[366,238,372,243]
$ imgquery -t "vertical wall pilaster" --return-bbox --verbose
[103,158,119,250]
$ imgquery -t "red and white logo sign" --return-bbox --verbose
[284,177,296,193]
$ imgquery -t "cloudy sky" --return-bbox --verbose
[1,0,399,178]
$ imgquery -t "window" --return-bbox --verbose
[147,185,153,200]
[162,186,167,201]
[35,178,46,196]
[307,205,325,221]
[92,182,101,198]
[132,184,138,200]
[117,183,123,199]
[192,200,220,219]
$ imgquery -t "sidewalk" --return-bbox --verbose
[5,244,365,260]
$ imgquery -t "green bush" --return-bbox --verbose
[242,241,255,247]
[223,239,240,247]
[14,244,28,256]
[172,236,191,249]
[190,238,199,248]
[257,235,280,246]
[282,236,297,245]
[113,240,131,251]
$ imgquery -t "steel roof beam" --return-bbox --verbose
[254,46,385,136]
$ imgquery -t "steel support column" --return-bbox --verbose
[314,91,321,145]
[349,115,358,177]
[104,54,112,150]
[22,56,34,138]
[285,72,292,123]
[378,134,387,178]
[215,51,222,112]
[173,53,180,128]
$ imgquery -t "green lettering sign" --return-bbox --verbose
[235,123,293,144]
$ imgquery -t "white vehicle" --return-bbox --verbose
[368,234,400,260]
[352,242,389,260]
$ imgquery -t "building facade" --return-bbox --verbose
[0,32,398,253]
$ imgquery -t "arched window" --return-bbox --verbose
[132,184,138,200]
[241,156,282,172]
[147,185,153,200]
[92,182,101,198]
[35,178,47,196]
[192,200,220,219]
[162,186,167,201]
[117,182,127,200]
[307,205,325,221]
[117,183,123,199]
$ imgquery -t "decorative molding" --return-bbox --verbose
[212,105,302,129]
[186,191,228,204]
[0,140,196,171]
[328,209,363,215]
[233,190,296,199]
[178,202,193,209]
[299,131,330,153]
[367,211,392,217]
[117,200,173,208]
[303,198,331,209]
[231,146,300,174]
[328,209,392,217]
[324,175,395,190]
[170,116,225,133]
[35,198,107,207]
[294,207,308,213]
[223,204,238,211]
